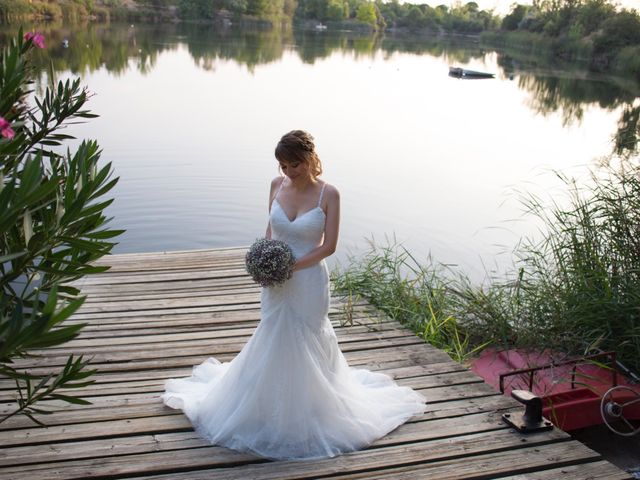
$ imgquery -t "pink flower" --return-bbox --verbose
[1,126,15,139]
[24,31,45,49]
[0,117,14,139]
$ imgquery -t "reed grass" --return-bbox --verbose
[331,240,488,363]
[332,159,640,372]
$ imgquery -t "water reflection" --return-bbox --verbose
[183,24,290,71]
[5,22,637,156]
[614,103,640,158]
[497,54,639,156]
[4,23,495,74]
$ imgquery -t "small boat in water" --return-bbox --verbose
[449,66,495,79]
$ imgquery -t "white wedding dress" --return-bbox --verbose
[162,181,426,460]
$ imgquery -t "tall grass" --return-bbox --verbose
[331,241,488,363]
[332,160,640,372]
[508,163,640,371]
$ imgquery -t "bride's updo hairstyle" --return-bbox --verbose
[275,130,323,178]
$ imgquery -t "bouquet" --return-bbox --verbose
[245,238,296,287]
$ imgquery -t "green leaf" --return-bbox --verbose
[0,251,27,263]
[48,394,92,405]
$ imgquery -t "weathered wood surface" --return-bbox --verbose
[0,247,632,480]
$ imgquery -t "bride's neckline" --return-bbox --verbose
[273,199,325,223]
[273,178,327,223]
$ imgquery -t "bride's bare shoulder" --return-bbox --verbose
[322,182,340,199]
[270,176,284,192]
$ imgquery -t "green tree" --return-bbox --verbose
[576,0,615,34]
[406,5,425,28]
[247,0,269,15]
[0,30,123,424]
[595,10,640,52]
[178,0,216,19]
[326,0,346,21]
[502,4,529,31]
[356,2,376,25]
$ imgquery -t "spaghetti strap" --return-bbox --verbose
[274,177,286,200]
[317,182,327,208]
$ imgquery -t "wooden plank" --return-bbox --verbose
[31,324,416,352]
[67,298,368,322]
[324,443,608,480]
[65,309,380,332]
[83,258,247,273]
[79,286,262,305]
[0,358,467,393]
[0,383,508,432]
[68,302,263,321]
[0,369,481,403]
[0,416,569,479]
[88,246,248,262]
[74,268,251,287]
[71,249,249,275]
[0,431,209,468]
[0,383,508,421]
[28,331,420,360]
[10,336,428,370]
[0,409,513,468]
[74,292,263,314]
[0,384,504,447]
[499,461,633,479]
[4,344,456,377]
[79,260,248,277]
[0,379,494,420]
[123,430,576,480]
[76,277,257,297]
[0,354,462,392]
[69,298,368,322]
[64,303,375,325]
[67,317,395,340]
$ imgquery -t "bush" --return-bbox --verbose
[0,0,33,22]
[502,4,528,31]
[615,45,640,80]
[60,1,89,21]
[593,10,640,55]
[0,30,123,425]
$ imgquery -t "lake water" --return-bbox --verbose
[8,23,639,280]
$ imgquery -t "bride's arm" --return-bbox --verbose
[293,185,340,271]
[265,177,281,239]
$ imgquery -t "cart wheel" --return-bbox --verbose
[600,386,640,437]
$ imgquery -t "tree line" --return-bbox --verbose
[0,0,499,33]
[491,0,640,77]
[167,0,500,32]
[0,0,639,77]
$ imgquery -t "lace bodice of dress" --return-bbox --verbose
[269,180,326,259]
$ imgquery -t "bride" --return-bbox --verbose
[162,130,426,460]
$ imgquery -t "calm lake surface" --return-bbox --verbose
[7,23,639,280]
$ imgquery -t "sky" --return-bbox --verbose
[426,0,640,15]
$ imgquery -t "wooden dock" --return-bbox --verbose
[0,247,632,479]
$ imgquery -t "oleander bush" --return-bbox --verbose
[0,30,123,425]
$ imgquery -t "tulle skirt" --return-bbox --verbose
[162,262,426,460]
